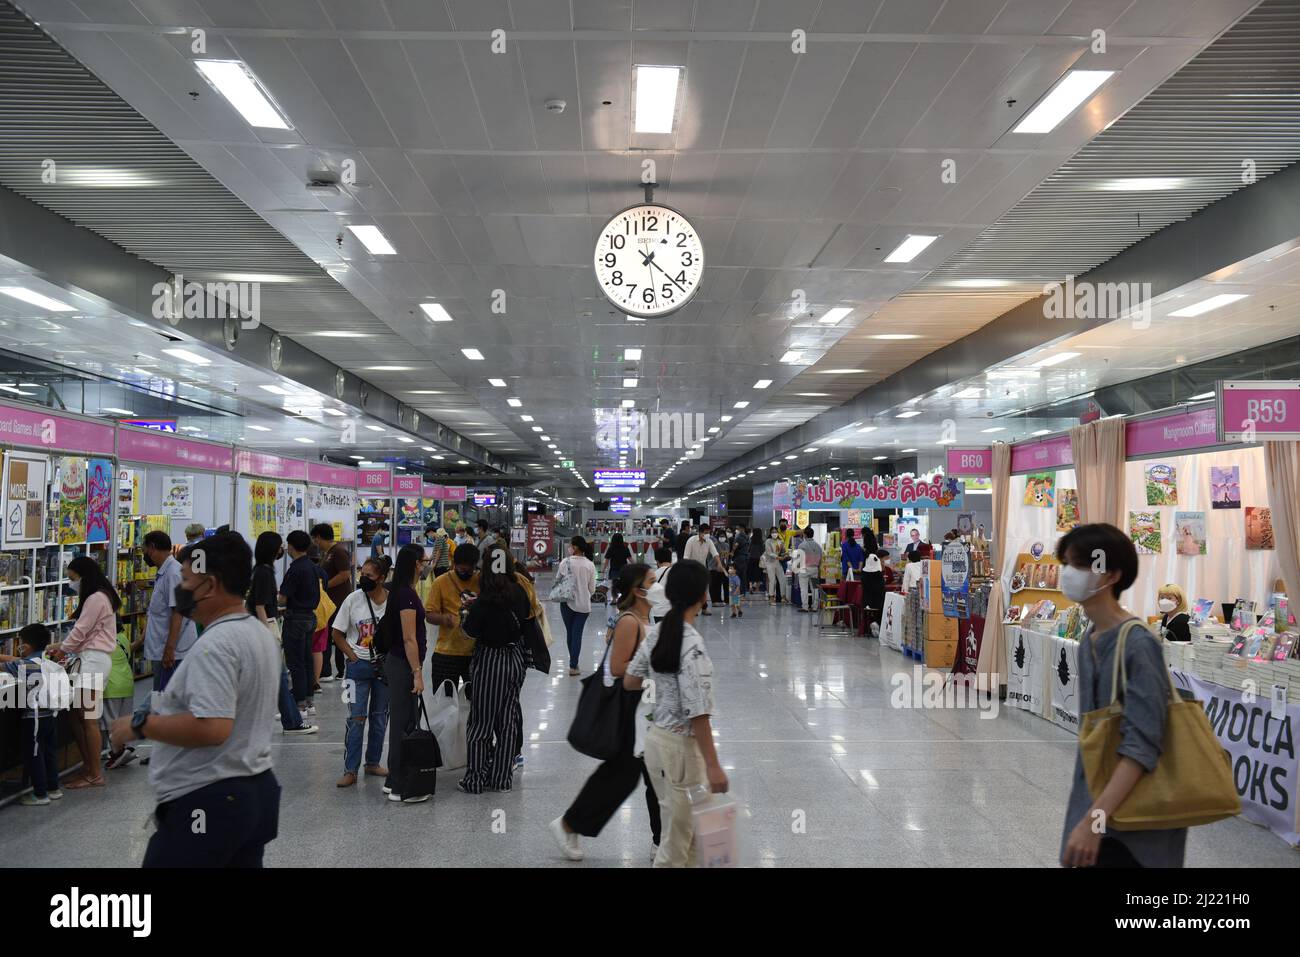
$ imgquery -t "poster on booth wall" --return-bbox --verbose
[58,457,88,544]
[1055,488,1080,531]
[1174,511,1207,556]
[441,503,461,535]
[117,467,139,516]
[940,541,970,619]
[1049,636,1080,733]
[161,474,194,519]
[276,483,303,536]
[1170,670,1300,846]
[1128,510,1162,554]
[1246,506,1274,550]
[842,510,862,529]
[2,452,48,548]
[249,481,277,537]
[1210,465,1241,509]
[422,498,441,532]
[1023,473,1055,508]
[86,458,112,544]
[1144,463,1178,505]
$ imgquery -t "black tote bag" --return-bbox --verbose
[398,696,443,799]
[566,640,631,760]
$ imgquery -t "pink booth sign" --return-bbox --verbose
[358,468,392,494]
[119,427,234,472]
[0,404,115,456]
[234,449,307,481]
[306,462,357,488]
[1125,407,1219,457]
[441,485,467,502]
[1218,381,1300,442]
[1010,434,1072,474]
[393,474,422,496]
[945,448,992,476]
[423,483,443,499]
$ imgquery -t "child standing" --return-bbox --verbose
[102,620,141,769]
[728,565,743,618]
[0,624,65,805]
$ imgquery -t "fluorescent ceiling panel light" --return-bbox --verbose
[293,437,314,444]
[1169,293,1249,318]
[753,379,772,389]
[623,348,642,361]
[779,351,804,363]
[422,446,435,452]
[194,59,292,129]
[901,448,918,453]
[457,460,469,465]
[708,427,720,434]
[804,447,818,453]
[345,224,396,255]
[320,408,344,417]
[365,425,385,432]
[796,393,829,397]
[349,455,364,461]
[623,378,638,388]
[872,455,888,461]
[981,427,1005,434]
[397,437,414,443]
[1098,177,1189,192]
[733,401,749,409]
[895,410,922,419]
[1188,392,1216,401]
[870,334,920,341]
[308,331,370,339]
[247,425,271,432]
[947,279,1013,288]
[540,435,550,441]
[419,303,453,322]
[100,407,135,415]
[366,366,412,371]
[1012,70,1114,134]
[818,307,852,326]
[952,387,984,399]
[819,368,866,374]
[531,426,543,432]
[633,65,681,134]
[621,399,635,408]
[0,287,76,312]
[826,439,844,445]
[1033,352,1079,368]
[457,349,485,362]
[519,415,534,422]
[883,234,938,263]
[720,415,733,422]
[162,348,210,365]
[506,398,522,407]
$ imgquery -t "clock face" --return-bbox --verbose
[593,203,704,317]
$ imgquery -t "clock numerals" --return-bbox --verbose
[595,204,701,316]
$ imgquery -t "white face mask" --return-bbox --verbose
[1060,565,1105,603]
[1157,598,1177,613]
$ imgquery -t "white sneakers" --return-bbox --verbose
[549,816,584,861]
[388,791,429,803]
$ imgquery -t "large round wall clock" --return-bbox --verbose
[593,203,704,318]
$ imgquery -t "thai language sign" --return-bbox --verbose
[775,474,964,511]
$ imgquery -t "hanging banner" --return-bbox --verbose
[940,541,970,619]
[1005,627,1045,716]
[782,474,964,510]
[1048,635,1081,734]
[842,509,862,529]
[773,481,792,509]
[161,474,194,519]
[527,514,554,562]
[2,452,48,548]
[795,509,810,529]
[57,457,88,544]
[86,458,112,543]
[1171,670,1300,846]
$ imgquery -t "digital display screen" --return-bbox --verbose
[472,493,497,507]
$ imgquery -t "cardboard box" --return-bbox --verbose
[924,638,958,668]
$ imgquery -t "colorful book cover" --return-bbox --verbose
[1056,488,1080,531]
[1273,633,1297,661]
[1128,510,1161,554]
[1023,473,1055,508]
[1145,463,1178,505]
[1190,598,1215,626]
[1246,506,1274,549]
[57,457,87,544]
[85,458,112,543]
[1174,511,1207,556]
[1209,465,1241,509]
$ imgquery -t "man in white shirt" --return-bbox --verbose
[683,525,720,615]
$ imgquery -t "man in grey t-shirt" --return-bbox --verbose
[112,532,282,868]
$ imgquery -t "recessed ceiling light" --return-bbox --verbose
[365,425,385,432]
[1013,69,1115,134]
[531,426,543,432]
[293,437,314,444]
[162,348,210,366]
[779,351,804,363]
[404,390,444,394]
[720,415,733,422]
[804,447,818,453]
[398,437,415,443]
[901,448,918,453]
[366,366,412,372]
[457,460,469,465]
[194,59,292,129]
[420,303,453,322]
[349,454,364,460]
[100,407,135,416]
[345,224,397,255]
[826,439,844,445]
[896,410,922,419]
[1097,177,1189,192]
[622,378,638,388]
[947,279,1013,288]
[870,334,920,341]
[796,393,830,397]
[634,65,682,134]
[883,234,938,263]
[248,424,271,432]
[506,398,522,407]
[872,455,888,461]
[708,427,720,434]
[769,460,781,466]
[422,446,435,452]
[1188,391,1216,401]
[1033,352,1079,368]
[818,368,866,374]
[818,307,852,325]
[1031,429,1052,436]
[0,287,76,312]
[540,435,550,441]
[621,399,635,408]
[463,349,485,361]
[520,414,534,422]
[733,401,749,409]
[624,348,642,361]
[981,427,1005,434]
[1168,293,1248,317]
[753,379,772,389]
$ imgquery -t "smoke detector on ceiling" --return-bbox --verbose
[545,98,567,114]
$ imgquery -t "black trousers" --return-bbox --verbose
[428,652,473,700]
[143,770,281,868]
[281,612,316,706]
[709,569,729,604]
[461,643,526,792]
[563,695,662,844]
[383,653,424,794]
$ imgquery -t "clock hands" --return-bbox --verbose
[639,250,687,293]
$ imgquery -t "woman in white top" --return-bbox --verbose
[558,535,597,677]
[53,555,122,789]
[624,559,728,867]
[762,528,788,604]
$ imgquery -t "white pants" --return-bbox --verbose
[644,726,707,868]
[764,562,786,601]
[798,573,818,611]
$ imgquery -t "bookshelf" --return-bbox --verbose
[116,513,168,678]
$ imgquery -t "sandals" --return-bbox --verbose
[64,775,106,789]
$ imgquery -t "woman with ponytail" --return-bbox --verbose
[549,563,662,861]
[623,559,727,867]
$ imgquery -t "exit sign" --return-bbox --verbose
[560,460,574,468]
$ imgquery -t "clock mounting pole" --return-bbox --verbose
[642,181,657,205]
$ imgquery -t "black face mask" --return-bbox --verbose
[174,579,210,619]
[455,568,474,582]
[358,576,378,593]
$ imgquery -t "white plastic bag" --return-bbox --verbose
[428,679,469,770]
[689,786,740,868]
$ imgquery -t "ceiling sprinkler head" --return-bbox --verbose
[545,98,567,114]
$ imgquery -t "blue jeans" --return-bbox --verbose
[560,604,589,669]
[343,658,390,773]
[278,666,303,730]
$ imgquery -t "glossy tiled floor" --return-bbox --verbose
[2,594,1296,867]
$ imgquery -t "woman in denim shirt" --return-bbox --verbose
[1056,524,1185,868]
